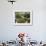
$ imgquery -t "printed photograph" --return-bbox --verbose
[15,11,32,25]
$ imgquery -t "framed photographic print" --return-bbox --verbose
[15,10,32,26]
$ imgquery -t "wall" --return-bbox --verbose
[0,0,46,41]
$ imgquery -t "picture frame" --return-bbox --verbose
[14,10,33,26]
